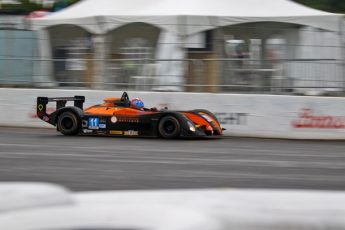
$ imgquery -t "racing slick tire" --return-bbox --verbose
[158,116,180,139]
[57,111,79,136]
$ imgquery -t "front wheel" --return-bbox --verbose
[158,116,180,139]
[57,111,79,135]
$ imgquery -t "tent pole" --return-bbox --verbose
[91,16,107,90]
[341,16,345,94]
[92,34,106,89]
[178,15,187,91]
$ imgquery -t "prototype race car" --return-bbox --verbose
[37,92,224,139]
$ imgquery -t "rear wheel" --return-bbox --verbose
[158,116,180,139]
[57,111,79,135]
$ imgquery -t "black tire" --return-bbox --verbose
[57,111,79,135]
[158,116,180,139]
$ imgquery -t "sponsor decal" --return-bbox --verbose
[118,117,139,123]
[292,108,345,129]
[99,124,106,129]
[42,116,49,122]
[37,112,45,117]
[83,129,93,134]
[37,104,43,111]
[96,131,106,135]
[214,113,248,125]
[29,102,55,119]
[100,118,106,123]
[110,116,117,124]
[110,130,123,135]
[124,130,138,136]
[88,118,100,129]
[201,114,212,122]
[28,108,55,118]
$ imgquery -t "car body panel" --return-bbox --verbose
[37,92,223,138]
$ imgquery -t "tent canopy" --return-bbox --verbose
[31,0,344,35]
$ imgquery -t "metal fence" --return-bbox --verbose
[0,57,344,95]
[0,23,344,95]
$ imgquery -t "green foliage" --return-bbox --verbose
[292,0,345,14]
[51,0,81,11]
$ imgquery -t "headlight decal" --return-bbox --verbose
[187,121,196,132]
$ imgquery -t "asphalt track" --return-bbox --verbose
[0,127,345,191]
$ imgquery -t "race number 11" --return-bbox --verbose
[88,118,99,127]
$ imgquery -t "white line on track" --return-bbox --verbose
[1,142,344,160]
[0,150,344,170]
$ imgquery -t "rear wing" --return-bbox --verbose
[37,96,85,115]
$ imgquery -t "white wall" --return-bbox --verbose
[1,88,345,139]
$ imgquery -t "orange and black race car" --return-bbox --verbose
[37,92,224,139]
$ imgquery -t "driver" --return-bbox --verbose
[130,98,145,110]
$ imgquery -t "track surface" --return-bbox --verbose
[1,127,345,191]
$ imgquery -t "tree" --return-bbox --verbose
[292,0,345,14]
[52,0,80,12]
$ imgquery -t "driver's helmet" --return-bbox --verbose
[130,98,144,110]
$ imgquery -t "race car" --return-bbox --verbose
[36,92,224,139]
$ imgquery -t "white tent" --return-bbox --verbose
[30,0,344,92]
[31,0,344,35]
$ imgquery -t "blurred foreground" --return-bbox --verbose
[2,181,345,230]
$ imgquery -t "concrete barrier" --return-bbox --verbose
[1,88,345,139]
